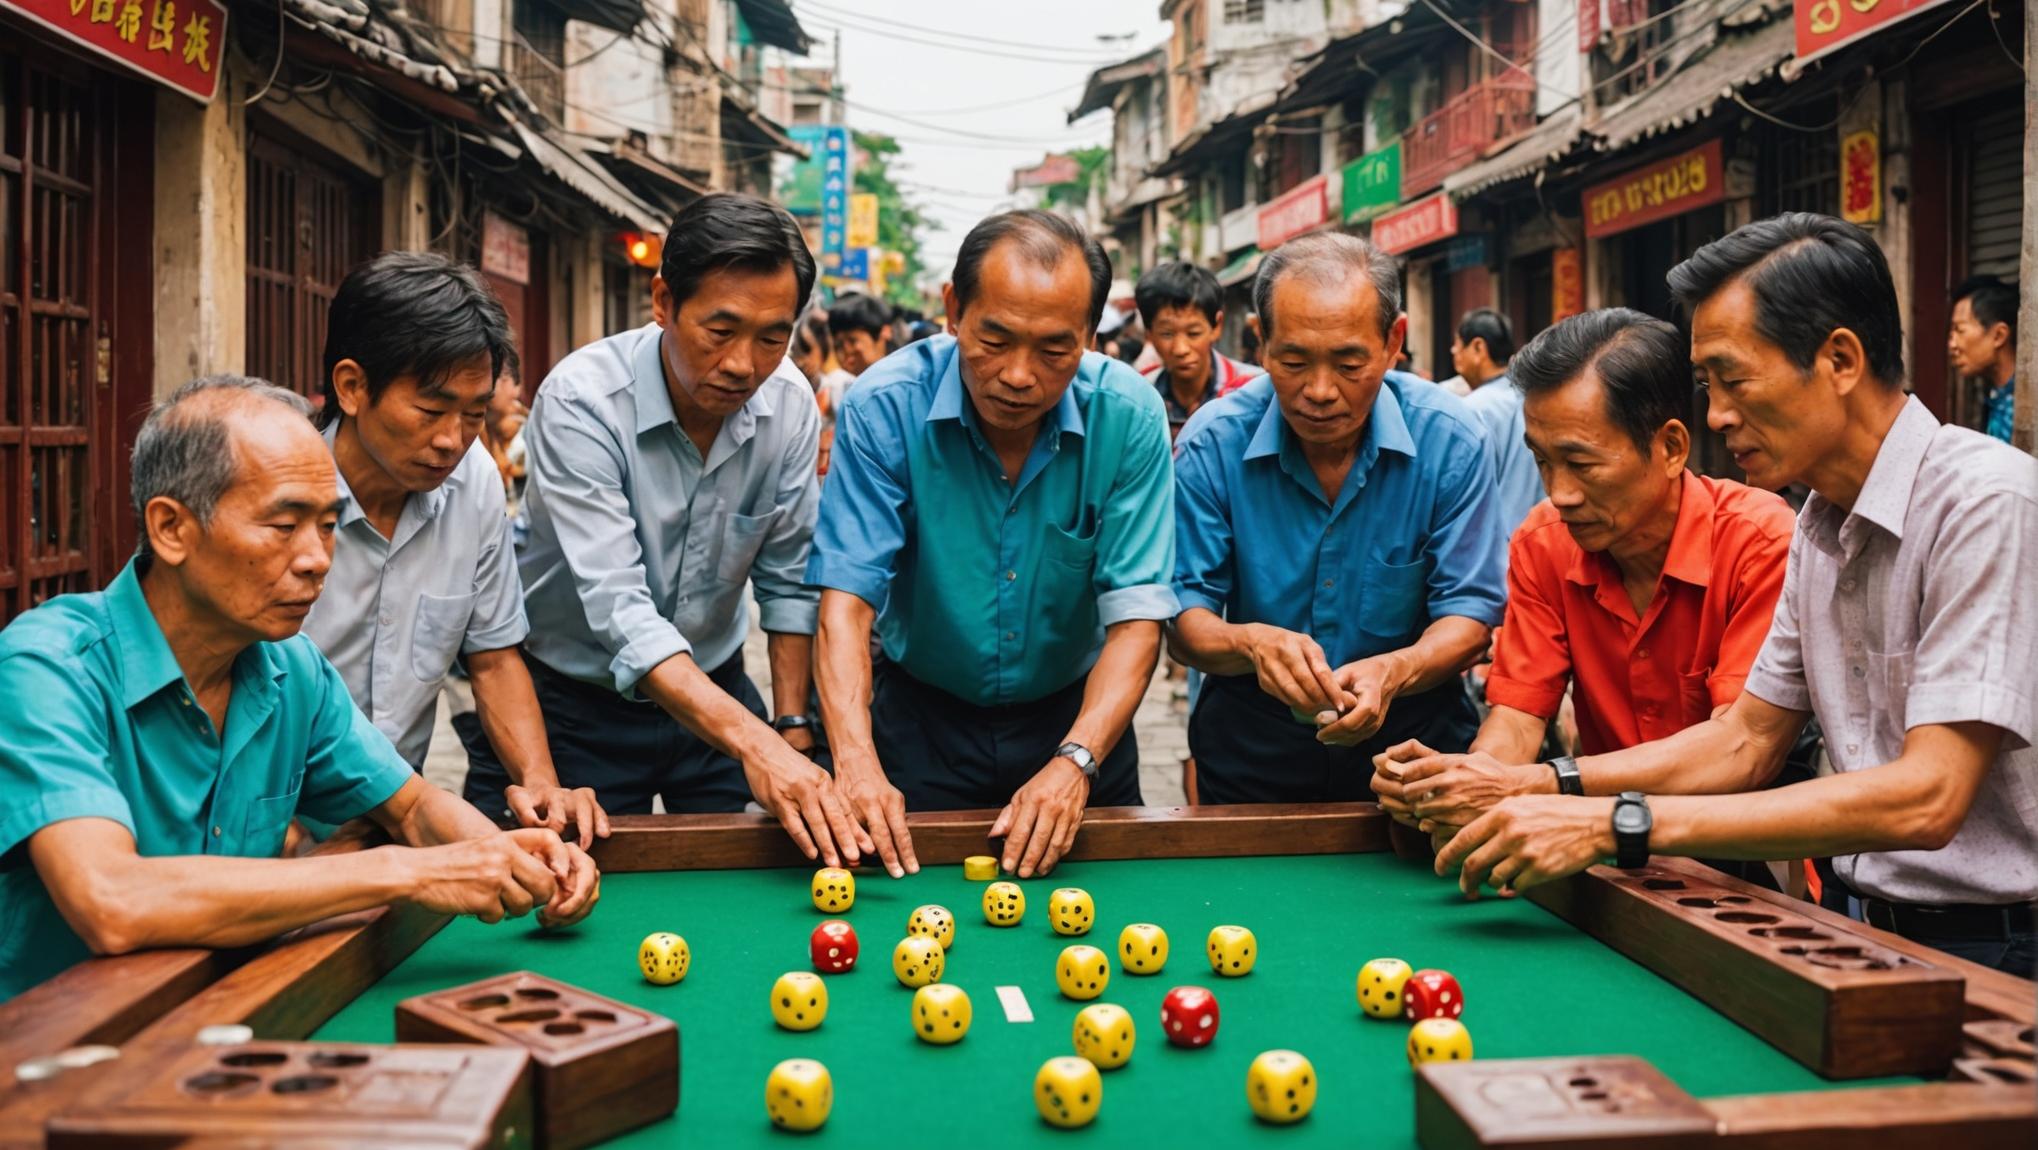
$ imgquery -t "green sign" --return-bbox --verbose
[1342,143,1402,224]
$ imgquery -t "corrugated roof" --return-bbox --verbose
[509,117,667,232]
[1589,16,1798,154]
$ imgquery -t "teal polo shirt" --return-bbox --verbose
[0,560,415,1001]
[806,335,1178,706]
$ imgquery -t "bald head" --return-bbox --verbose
[131,375,321,559]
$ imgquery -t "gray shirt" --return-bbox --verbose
[519,323,820,696]
[301,429,527,768]
[1745,397,2038,905]
[1462,374,1544,538]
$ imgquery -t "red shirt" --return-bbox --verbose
[1485,474,1794,755]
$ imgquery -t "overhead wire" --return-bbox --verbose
[795,0,1135,60]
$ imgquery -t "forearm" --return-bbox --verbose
[1469,704,1550,765]
[1378,616,1490,697]
[1575,705,1796,797]
[1166,609,1261,676]
[1064,621,1162,760]
[639,651,778,764]
[766,632,815,720]
[68,849,407,953]
[389,783,505,846]
[468,649,560,789]
[815,592,881,770]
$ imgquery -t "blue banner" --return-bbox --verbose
[821,127,850,269]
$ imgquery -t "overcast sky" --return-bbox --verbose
[785,0,1171,282]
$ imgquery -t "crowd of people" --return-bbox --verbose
[0,193,2032,1007]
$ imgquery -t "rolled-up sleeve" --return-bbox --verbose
[1708,517,1790,707]
[754,393,822,635]
[1422,423,1507,625]
[0,652,133,856]
[1170,433,1233,618]
[526,393,690,694]
[295,648,414,826]
[461,480,530,655]
[1908,486,2038,746]
[1094,397,1179,625]
[1484,529,1571,720]
[1743,530,1811,712]
[805,392,911,610]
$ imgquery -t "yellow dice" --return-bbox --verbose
[764,1058,832,1132]
[1246,1049,1317,1124]
[1048,887,1095,936]
[963,855,999,881]
[768,971,827,1031]
[907,904,955,950]
[983,881,1025,926]
[892,935,946,988]
[1118,922,1168,974]
[1072,1002,1136,1070]
[1357,957,1413,1019]
[911,983,972,1045]
[1208,925,1257,976]
[637,932,689,985]
[810,867,854,913]
[1408,1018,1474,1066]
[1055,944,1111,1000]
[1034,1056,1103,1128]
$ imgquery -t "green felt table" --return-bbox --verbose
[312,852,1894,1147]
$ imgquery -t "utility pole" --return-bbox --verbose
[2017,0,2036,456]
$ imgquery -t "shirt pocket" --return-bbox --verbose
[241,790,302,859]
[1040,522,1099,575]
[1357,554,1428,644]
[1866,649,1914,732]
[410,591,478,683]
[716,508,777,583]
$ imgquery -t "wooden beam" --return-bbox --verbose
[1706,1081,2037,1148]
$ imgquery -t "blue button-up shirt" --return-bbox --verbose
[1172,373,1507,667]
[1462,373,1546,537]
[518,324,821,695]
[0,560,415,1001]
[806,335,1179,707]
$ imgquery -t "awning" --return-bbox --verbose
[1070,47,1165,122]
[1589,16,1798,154]
[595,139,711,213]
[1445,103,1585,199]
[1217,248,1263,288]
[1153,90,1278,179]
[734,0,812,55]
[721,92,808,158]
[540,0,647,36]
[508,117,666,232]
[285,0,460,92]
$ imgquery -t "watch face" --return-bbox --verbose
[1613,804,1650,834]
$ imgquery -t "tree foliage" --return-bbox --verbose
[851,130,930,310]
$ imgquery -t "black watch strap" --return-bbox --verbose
[1547,755,1584,797]
[1613,791,1652,870]
[772,714,814,733]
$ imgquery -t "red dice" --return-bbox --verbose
[1160,985,1220,1048]
[810,920,858,973]
[1405,968,1464,1021]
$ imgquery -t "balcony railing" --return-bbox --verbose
[509,31,565,125]
[1399,71,1537,199]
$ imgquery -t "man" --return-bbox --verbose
[1432,215,2037,974]
[1133,261,1260,439]
[1168,233,1506,804]
[301,254,606,846]
[481,193,870,869]
[1371,309,1793,833]
[809,210,1177,879]
[1452,308,1544,534]
[1948,275,2017,444]
[0,378,597,1002]
[827,292,891,378]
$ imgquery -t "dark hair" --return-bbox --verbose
[1457,307,1516,362]
[660,192,817,314]
[796,311,833,361]
[908,320,943,344]
[1666,212,1904,388]
[1113,335,1146,364]
[1510,308,1689,452]
[1954,275,2018,339]
[1134,261,1223,327]
[952,210,1112,331]
[497,343,522,387]
[132,375,313,558]
[827,292,891,338]
[1252,232,1402,342]
[319,251,514,428]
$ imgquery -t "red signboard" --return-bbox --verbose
[2,0,227,103]
[1256,174,1330,252]
[1794,0,1959,65]
[482,212,532,286]
[1840,130,1881,224]
[1371,193,1459,256]
[1551,247,1585,324]
[1583,139,1725,240]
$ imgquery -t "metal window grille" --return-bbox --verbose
[244,131,375,406]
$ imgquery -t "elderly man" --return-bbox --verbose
[301,253,606,846]
[0,378,597,1002]
[1372,309,1792,833]
[478,194,867,869]
[1434,215,2038,975]
[1167,233,1506,804]
[810,210,1177,879]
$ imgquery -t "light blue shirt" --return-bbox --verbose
[518,324,821,695]
[1461,373,1545,537]
[301,431,526,767]
[1172,373,1507,668]
[806,335,1178,707]
[0,560,414,1001]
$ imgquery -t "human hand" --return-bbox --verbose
[743,740,873,869]
[1433,795,1615,898]
[505,780,612,849]
[989,757,1091,878]
[404,828,565,923]
[1316,654,1406,746]
[1397,752,1554,832]
[834,748,919,879]
[1243,624,1351,717]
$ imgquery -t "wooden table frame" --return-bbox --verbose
[1,804,2029,1148]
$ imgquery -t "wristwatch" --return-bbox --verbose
[1055,741,1099,781]
[1612,791,1652,870]
[1546,755,1584,796]
[771,715,814,734]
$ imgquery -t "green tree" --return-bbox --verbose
[852,130,931,311]
[1042,146,1110,214]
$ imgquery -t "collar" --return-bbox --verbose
[1803,395,1937,548]
[1564,473,1718,589]
[632,324,680,435]
[1244,372,1418,463]
[105,559,288,712]
[322,422,448,531]
[926,339,1086,439]
[1153,352,1224,403]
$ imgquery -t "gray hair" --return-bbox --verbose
[131,375,314,559]
[1251,232,1403,342]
